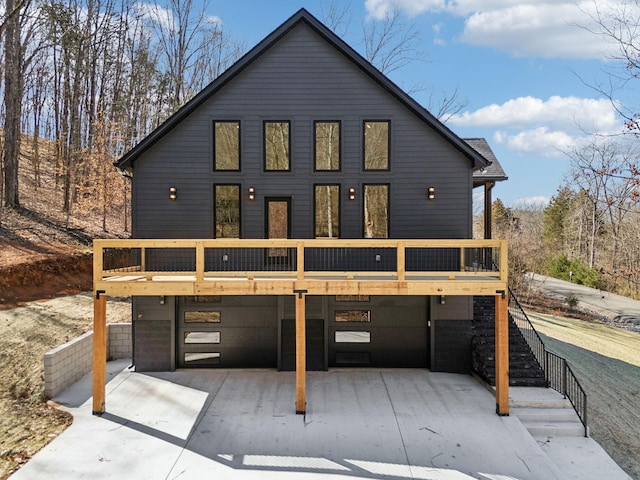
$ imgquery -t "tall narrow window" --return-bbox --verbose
[213,121,240,170]
[264,121,290,171]
[214,185,240,238]
[364,184,389,238]
[364,121,389,170]
[315,121,340,171]
[315,185,340,238]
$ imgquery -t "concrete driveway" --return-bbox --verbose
[10,360,631,480]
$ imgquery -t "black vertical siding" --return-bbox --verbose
[131,22,473,240]
[128,21,477,372]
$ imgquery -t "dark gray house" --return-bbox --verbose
[112,9,507,378]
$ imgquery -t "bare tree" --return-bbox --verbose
[2,0,31,209]
[584,1,640,133]
[140,0,242,113]
[564,140,640,270]
[322,3,467,121]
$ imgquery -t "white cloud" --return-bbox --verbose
[493,127,577,156]
[134,2,221,31]
[450,96,620,133]
[363,0,632,59]
[459,4,608,58]
[135,2,175,29]
[365,0,445,19]
[450,95,623,157]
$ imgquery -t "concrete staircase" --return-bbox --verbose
[472,296,547,387]
[510,389,588,437]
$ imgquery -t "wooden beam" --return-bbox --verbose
[92,292,107,414]
[96,278,508,298]
[295,292,306,414]
[495,292,509,416]
[397,242,405,281]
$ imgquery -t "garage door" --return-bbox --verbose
[329,296,429,367]
[177,296,278,368]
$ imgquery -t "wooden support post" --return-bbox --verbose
[295,291,307,414]
[397,242,405,281]
[195,241,205,282]
[495,292,509,416]
[297,242,305,281]
[92,292,107,414]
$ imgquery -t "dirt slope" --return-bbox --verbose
[0,295,131,479]
[527,312,640,480]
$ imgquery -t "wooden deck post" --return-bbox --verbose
[495,292,509,415]
[295,291,307,414]
[92,292,107,414]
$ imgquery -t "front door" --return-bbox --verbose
[265,197,291,264]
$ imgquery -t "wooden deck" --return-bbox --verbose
[93,238,508,297]
[91,239,510,417]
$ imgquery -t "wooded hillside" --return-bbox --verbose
[1,0,639,300]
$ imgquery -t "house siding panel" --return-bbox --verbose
[131,22,472,241]
[125,18,483,371]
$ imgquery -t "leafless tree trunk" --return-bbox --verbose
[2,0,25,209]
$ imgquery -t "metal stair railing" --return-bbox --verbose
[508,287,588,437]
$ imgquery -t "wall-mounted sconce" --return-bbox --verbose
[169,187,177,200]
[159,296,166,305]
[428,187,435,200]
[440,295,446,305]
[349,187,356,201]
[248,187,255,201]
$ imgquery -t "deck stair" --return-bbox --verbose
[511,390,588,437]
[472,296,547,387]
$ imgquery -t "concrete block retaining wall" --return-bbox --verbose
[44,323,131,398]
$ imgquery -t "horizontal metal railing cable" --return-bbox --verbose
[508,288,588,437]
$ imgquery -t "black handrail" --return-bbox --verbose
[508,287,588,437]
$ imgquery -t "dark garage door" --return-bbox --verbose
[177,296,278,368]
[329,296,429,367]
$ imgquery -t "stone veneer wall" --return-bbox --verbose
[44,323,131,398]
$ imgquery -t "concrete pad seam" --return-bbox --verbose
[380,372,414,474]
[165,371,230,480]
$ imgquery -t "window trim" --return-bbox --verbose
[314,120,341,172]
[213,183,241,239]
[212,120,241,171]
[263,120,292,172]
[363,183,390,239]
[313,183,341,239]
[363,120,391,171]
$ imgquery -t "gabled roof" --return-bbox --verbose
[116,8,490,170]
[467,138,508,186]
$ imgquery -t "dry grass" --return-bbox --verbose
[0,134,131,479]
[527,312,640,479]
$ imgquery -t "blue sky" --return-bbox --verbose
[209,0,633,208]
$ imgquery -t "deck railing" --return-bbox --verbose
[94,238,508,283]
[508,288,588,436]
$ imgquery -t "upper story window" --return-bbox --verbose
[213,121,240,171]
[315,121,340,171]
[363,120,389,171]
[264,121,290,171]
[214,184,240,238]
[315,184,340,238]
